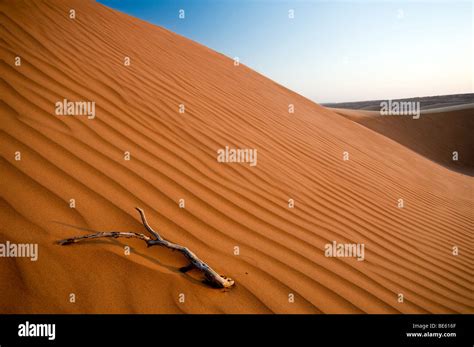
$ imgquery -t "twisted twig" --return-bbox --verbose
[57,207,235,288]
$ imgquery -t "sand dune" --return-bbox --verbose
[0,0,472,314]
[324,94,474,111]
[332,106,474,175]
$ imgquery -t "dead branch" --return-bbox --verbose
[57,231,151,245]
[57,207,235,288]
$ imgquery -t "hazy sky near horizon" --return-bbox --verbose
[98,0,472,103]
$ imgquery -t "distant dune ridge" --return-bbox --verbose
[0,0,473,314]
[332,106,474,175]
[323,94,474,111]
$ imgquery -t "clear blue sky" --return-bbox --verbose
[98,0,472,103]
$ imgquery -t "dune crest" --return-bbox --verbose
[0,0,472,313]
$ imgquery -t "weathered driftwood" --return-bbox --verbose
[57,207,235,288]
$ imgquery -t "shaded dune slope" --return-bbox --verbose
[0,0,472,313]
[332,107,474,175]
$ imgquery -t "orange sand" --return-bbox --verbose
[0,0,472,313]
